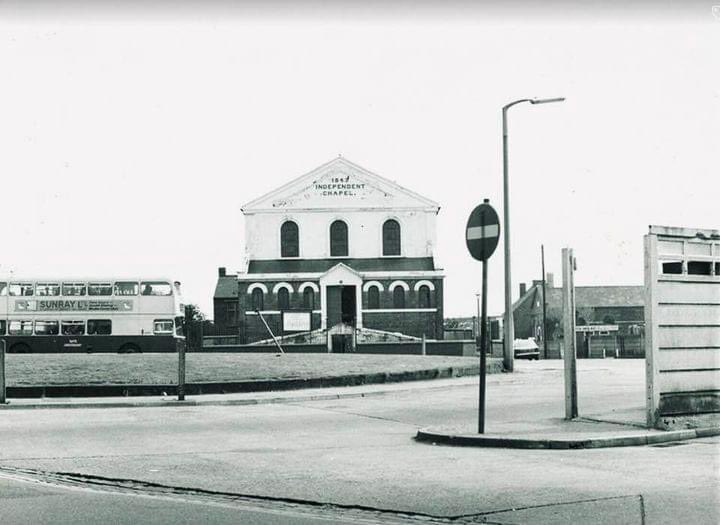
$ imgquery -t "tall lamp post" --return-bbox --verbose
[502,97,564,372]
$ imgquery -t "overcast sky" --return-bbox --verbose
[1,1,718,318]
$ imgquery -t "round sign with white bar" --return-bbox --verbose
[465,202,500,261]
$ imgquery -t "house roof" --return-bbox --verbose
[247,257,437,274]
[545,285,644,308]
[214,276,239,299]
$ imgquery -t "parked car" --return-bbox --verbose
[514,338,540,360]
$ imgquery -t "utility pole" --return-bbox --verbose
[541,244,548,359]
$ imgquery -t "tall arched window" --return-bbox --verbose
[280,221,299,258]
[418,285,431,308]
[367,286,380,309]
[303,288,315,310]
[382,219,401,256]
[278,288,290,310]
[251,288,264,311]
[393,286,405,309]
[330,220,348,257]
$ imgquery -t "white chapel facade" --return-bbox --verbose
[214,157,445,344]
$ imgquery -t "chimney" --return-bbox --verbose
[218,267,226,277]
[519,283,527,296]
[546,272,554,288]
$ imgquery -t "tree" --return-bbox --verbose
[184,304,206,322]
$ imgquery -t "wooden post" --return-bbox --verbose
[0,339,6,404]
[562,248,578,419]
[178,306,189,401]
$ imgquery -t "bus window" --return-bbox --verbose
[9,320,33,335]
[153,319,174,335]
[61,320,85,336]
[9,283,33,296]
[36,283,61,296]
[175,317,184,336]
[141,282,172,296]
[35,321,60,335]
[87,319,112,335]
[88,282,112,296]
[0,282,6,296]
[114,282,138,296]
[62,282,87,296]
[0,320,5,334]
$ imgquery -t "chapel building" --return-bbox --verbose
[213,158,445,347]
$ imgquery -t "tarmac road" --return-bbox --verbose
[0,360,718,524]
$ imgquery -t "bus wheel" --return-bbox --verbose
[118,343,141,354]
[10,343,32,353]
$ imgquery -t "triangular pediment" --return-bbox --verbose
[242,158,439,212]
[319,263,363,285]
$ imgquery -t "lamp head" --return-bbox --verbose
[530,97,565,105]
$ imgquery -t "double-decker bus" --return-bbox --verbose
[0,278,185,353]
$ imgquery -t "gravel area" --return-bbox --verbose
[4,353,482,386]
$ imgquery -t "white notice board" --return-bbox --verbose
[283,311,311,332]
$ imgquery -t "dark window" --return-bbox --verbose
[251,288,264,311]
[330,220,348,257]
[0,282,6,296]
[153,319,174,334]
[418,285,431,308]
[114,282,138,296]
[367,286,380,309]
[62,282,86,296]
[9,320,33,335]
[382,219,401,256]
[141,282,172,296]
[661,261,683,274]
[36,283,60,296]
[393,286,405,309]
[88,282,113,296]
[303,288,315,310]
[688,261,712,275]
[603,316,615,325]
[281,221,299,258]
[61,321,85,335]
[278,288,290,310]
[0,320,4,334]
[87,319,112,335]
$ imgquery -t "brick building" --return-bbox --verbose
[511,276,645,358]
[214,158,445,347]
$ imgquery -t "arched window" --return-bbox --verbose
[418,285,431,308]
[303,287,315,310]
[382,219,401,256]
[278,288,290,310]
[330,220,348,257]
[251,288,264,311]
[367,286,380,309]
[393,286,405,309]
[280,221,299,258]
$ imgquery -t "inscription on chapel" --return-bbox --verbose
[313,176,366,197]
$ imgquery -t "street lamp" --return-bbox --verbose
[502,97,564,372]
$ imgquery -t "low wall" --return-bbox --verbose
[199,340,477,356]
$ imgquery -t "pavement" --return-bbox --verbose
[2,359,718,449]
[1,359,718,523]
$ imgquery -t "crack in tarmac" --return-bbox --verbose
[0,465,649,524]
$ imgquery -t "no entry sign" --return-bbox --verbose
[466,201,500,262]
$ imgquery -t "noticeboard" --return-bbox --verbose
[282,311,311,332]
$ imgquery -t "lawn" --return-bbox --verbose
[4,353,483,386]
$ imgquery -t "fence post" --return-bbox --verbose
[0,339,6,404]
[421,333,426,355]
[178,306,189,401]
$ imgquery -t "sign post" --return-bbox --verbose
[466,199,501,434]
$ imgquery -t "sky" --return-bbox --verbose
[1,1,718,318]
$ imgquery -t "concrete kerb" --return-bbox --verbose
[415,426,720,450]
[0,364,499,410]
